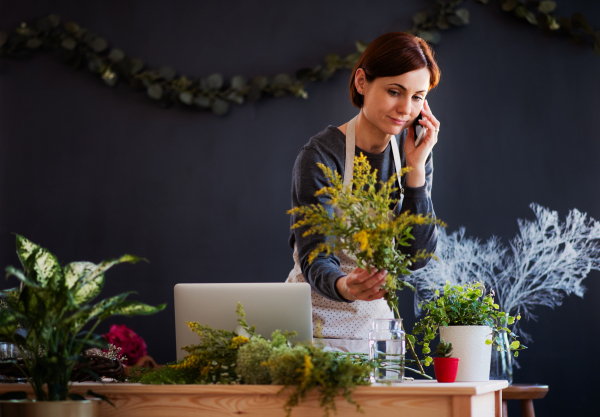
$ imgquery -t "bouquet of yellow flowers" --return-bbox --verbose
[288,153,443,316]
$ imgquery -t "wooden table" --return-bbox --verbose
[0,380,508,417]
[502,384,549,417]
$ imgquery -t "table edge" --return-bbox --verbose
[0,380,509,396]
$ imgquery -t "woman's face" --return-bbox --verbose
[357,68,430,136]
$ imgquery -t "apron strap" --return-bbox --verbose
[389,134,403,191]
[343,116,357,189]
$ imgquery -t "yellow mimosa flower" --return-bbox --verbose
[353,230,369,252]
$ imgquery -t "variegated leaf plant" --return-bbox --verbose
[0,234,165,401]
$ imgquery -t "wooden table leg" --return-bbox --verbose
[495,389,502,417]
[519,399,535,417]
[502,400,508,417]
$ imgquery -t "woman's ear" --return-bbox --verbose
[354,68,366,94]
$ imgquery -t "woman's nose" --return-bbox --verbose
[396,97,412,116]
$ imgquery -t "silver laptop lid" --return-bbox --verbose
[174,283,312,360]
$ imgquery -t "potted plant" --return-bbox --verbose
[0,235,166,416]
[433,341,459,383]
[410,281,524,382]
[407,204,600,383]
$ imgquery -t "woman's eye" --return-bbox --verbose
[388,90,399,97]
[413,96,424,101]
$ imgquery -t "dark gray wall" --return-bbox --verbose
[1,1,599,415]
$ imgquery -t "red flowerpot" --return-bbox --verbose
[433,357,460,383]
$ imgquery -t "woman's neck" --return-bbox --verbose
[355,110,393,154]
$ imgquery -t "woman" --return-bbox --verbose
[286,32,441,352]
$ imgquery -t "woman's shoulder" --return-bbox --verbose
[307,125,344,149]
[293,125,346,176]
[299,126,345,160]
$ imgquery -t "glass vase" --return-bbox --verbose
[489,330,513,384]
[368,318,405,383]
[0,342,28,382]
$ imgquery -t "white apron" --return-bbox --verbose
[286,114,404,352]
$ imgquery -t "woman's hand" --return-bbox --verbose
[336,267,388,301]
[404,99,440,188]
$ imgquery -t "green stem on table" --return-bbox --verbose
[393,306,425,375]
[406,367,433,379]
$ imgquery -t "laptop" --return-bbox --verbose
[174,283,312,360]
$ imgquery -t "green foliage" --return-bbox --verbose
[135,303,373,417]
[168,321,246,385]
[288,153,442,314]
[410,0,599,55]
[410,281,525,366]
[0,14,361,116]
[497,0,599,53]
[266,344,372,417]
[436,341,453,358]
[0,234,166,401]
[410,0,472,44]
[127,365,200,385]
[236,337,273,384]
[235,301,257,337]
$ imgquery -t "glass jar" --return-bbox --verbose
[0,342,29,382]
[490,330,514,384]
[368,318,405,383]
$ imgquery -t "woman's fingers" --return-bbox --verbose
[417,111,440,149]
[361,269,386,290]
[419,110,439,129]
[346,268,387,300]
[352,276,385,297]
[357,282,387,300]
[363,287,388,301]
[419,117,438,146]
[422,100,440,130]
[420,111,439,129]
[413,100,439,153]
[350,267,384,284]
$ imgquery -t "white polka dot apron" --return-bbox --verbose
[286,114,404,352]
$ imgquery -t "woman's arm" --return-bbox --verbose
[394,150,437,270]
[291,142,389,303]
[290,145,350,302]
[395,99,439,270]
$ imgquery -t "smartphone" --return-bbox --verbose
[413,113,427,147]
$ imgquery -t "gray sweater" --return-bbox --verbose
[288,125,437,302]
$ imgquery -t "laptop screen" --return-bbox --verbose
[174,283,312,360]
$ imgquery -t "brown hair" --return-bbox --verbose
[349,32,441,108]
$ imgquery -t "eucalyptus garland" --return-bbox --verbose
[0,0,597,116]
[411,0,600,51]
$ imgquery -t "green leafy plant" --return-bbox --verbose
[410,281,525,366]
[436,341,453,358]
[0,234,166,401]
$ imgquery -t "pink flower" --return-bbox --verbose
[102,324,147,366]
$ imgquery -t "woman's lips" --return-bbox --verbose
[388,116,408,125]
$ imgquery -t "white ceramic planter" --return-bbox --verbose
[439,325,492,382]
[0,400,100,417]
